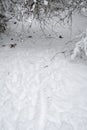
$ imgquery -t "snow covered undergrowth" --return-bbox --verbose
[0,13,87,130]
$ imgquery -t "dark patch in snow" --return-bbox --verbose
[11,38,13,40]
[2,45,6,47]
[59,35,63,38]
[28,36,32,38]
[14,22,17,24]
[9,43,17,48]
[44,65,49,68]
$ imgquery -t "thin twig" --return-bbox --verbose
[50,50,66,61]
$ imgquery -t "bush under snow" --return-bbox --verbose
[71,30,87,60]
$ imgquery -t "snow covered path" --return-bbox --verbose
[0,36,87,130]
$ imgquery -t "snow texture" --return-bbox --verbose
[0,12,87,130]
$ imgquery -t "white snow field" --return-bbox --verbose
[0,13,87,130]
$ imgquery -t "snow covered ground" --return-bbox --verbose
[0,13,87,130]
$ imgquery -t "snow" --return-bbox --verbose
[44,0,48,6]
[0,13,87,130]
[71,29,87,60]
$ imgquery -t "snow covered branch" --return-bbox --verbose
[71,30,87,60]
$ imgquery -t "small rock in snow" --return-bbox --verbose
[9,43,17,48]
[59,35,63,38]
